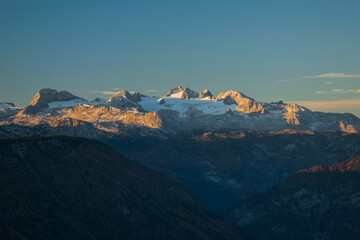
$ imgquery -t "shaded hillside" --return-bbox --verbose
[0,136,247,240]
[106,130,360,213]
[227,155,360,240]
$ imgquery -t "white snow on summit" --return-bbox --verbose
[139,96,237,117]
[167,90,184,99]
[48,99,89,109]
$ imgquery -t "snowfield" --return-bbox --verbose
[139,96,237,117]
[48,99,89,109]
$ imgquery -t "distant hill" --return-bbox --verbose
[227,155,360,240]
[0,136,247,240]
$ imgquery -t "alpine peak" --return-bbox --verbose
[24,88,86,114]
[167,85,214,100]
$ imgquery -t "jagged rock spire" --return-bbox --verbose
[167,85,214,99]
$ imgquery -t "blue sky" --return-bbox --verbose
[1,0,359,115]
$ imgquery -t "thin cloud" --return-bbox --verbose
[291,99,360,116]
[145,89,160,93]
[349,89,360,93]
[331,89,360,94]
[315,89,360,94]
[276,73,360,83]
[303,73,360,79]
[113,88,120,90]
[91,90,118,95]
[331,89,345,92]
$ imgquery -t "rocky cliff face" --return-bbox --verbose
[167,85,214,100]
[216,90,265,113]
[24,88,86,114]
[105,90,145,111]
[227,155,360,240]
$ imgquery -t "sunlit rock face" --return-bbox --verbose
[167,85,214,100]
[24,88,86,114]
[216,90,265,114]
[337,121,358,133]
[0,86,360,137]
[105,90,144,111]
[282,104,301,125]
[199,89,214,99]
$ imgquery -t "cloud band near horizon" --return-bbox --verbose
[291,99,360,117]
[303,73,360,79]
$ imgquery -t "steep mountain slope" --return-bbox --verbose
[0,136,247,240]
[1,86,359,135]
[106,130,360,213]
[1,86,360,216]
[227,155,360,240]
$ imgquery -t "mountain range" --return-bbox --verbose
[1,86,360,239]
[1,86,359,138]
[1,86,360,214]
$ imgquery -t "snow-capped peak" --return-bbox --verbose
[166,85,214,100]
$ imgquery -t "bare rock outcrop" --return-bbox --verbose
[24,88,86,114]
[105,90,144,111]
[282,104,301,125]
[334,121,358,133]
[216,90,265,114]
[167,85,214,99]
[199,89,214,99]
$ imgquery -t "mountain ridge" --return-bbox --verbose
[227,155,360,240]
[0,135,248,240]
[1,86,359,136]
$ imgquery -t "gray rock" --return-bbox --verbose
[105,90,144,111]
[0,102,15,109]
[199,89,214,99]
[24,88,86,114]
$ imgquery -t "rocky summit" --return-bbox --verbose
[0,86,359,139]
